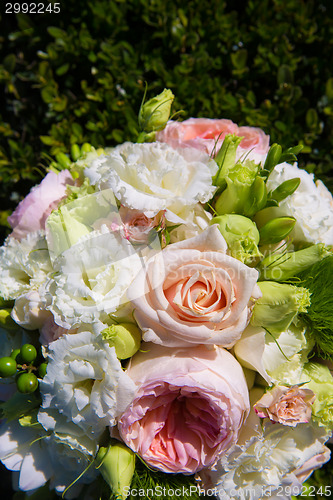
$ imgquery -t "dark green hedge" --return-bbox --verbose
[1,0,333,233]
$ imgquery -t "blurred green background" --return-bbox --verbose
[0,0,332,497]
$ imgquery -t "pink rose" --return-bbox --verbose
[156,118,269,159]
[118,343,250,474]
[254,385,315,427]
[128,225,260,348]
[8,170,74,240]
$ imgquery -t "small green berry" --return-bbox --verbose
[0,357,17,377]
[16,373,39,393]
[20,344,37,364]
[38,362,48,378]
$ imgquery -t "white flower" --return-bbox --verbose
[0,231,52,301]
[40,329,136,436]
[264,163,333,245]
[234,322,311,384]
[43,228,143,328]
[84,142,217,220]
[207,390,330,500]
[0,412,98,498]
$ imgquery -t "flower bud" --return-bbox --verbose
[259,216,296,245]
[251,281,311,333]
[96,442,135,499]
[138,88,174,133]
[215,159,259,215]
[263,143,282,177]
[0,308,18,331]
[259,244,329,281]
[213,134,243,188]
[243,176,268,217]
[269,177,300,203]
[101,323,141,359]
[210,214,261,265]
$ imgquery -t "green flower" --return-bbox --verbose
[210,214,261,265]
[251,281,311,334]
[301,363,333,431]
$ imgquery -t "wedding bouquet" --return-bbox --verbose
[0,89,333,500]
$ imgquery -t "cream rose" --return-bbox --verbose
[118,343,250,474]
[128,225,260,348]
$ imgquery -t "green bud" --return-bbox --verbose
[259,216,296,245]
[213,134,243,188]
[0,309,18,331]
[301,363,333,431]
[268,177,300,203]
[71,144,81,162]
[263,143,282,177]
[81,143,94,153]
[251,281,311,333]
[210,214,261,265]
[55,152,72,169]
[102,323,141,359]
[243,176,268,217]
[96,443,135,499]
[259,244,329,281]
[139,88,174,133]
[215,159,259,215]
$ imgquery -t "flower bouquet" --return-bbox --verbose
[0,89,333,500]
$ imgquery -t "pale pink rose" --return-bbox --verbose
[156,118,270,160]
[254,385,315,427]
[237,126,270,154]
[156,118,238,156]
[293,445,331,483]
[128,225,260,348]
[8,170,74,240]
[118,342,250,474]
[118,207,161,244]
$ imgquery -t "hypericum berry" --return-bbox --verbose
[38,362,48,378]
[16,373,39,393]
[20,344,37,364]
[0,357,17,377]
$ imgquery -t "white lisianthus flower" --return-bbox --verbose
[234,322,311,384]
[0,231,52,300]
[0,412,98,499]
[40,329,136,436]
[263,162,333,245]
[43,228,143,328]
[83,142,217,221]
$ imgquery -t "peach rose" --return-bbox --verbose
[156,118,269,160]
[128,225,260,348]
[118,343,250,474]
[254,385,315,427]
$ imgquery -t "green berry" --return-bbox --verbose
[0,357,17,377]
[20,344,37,364]
[16,373,39,393]
[38,362,48,378]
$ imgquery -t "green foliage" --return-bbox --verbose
[298,255,333,359]
[1,0,333,242]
